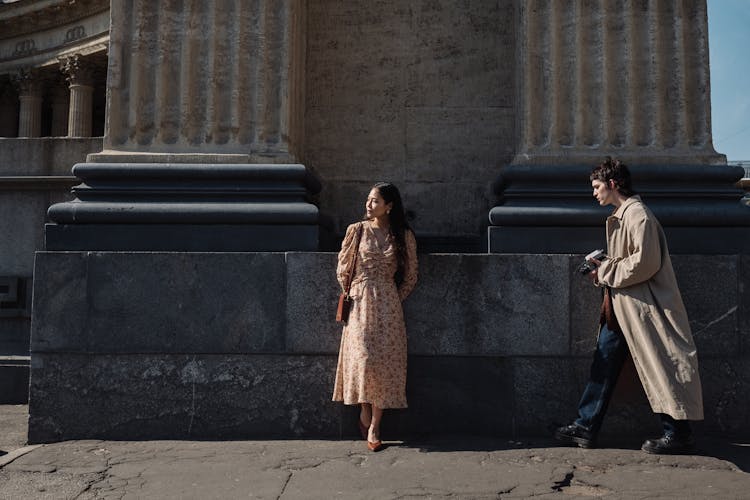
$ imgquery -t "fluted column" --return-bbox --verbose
[514,0,723,165]
[489,0,745,253]
[14,69,43,138]
[60,55,95,137]
[101,0,306,161]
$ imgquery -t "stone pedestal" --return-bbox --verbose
[46,162,320,251]
[45,0,317,251]
[27,252,750,441]
[489,0,749,253]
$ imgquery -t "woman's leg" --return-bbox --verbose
[369,405,383,443]
[359,403,372,427]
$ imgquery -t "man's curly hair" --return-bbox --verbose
[590,156,636,196]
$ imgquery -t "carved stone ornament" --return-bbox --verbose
[59,54,95,86]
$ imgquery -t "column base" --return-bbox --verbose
[488,163,750,254]
[45,224,319,251]
[488,226,750,254]
[46,162,322,251]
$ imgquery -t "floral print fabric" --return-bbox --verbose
[332,221,418,409]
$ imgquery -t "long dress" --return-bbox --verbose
[332,220,418,409]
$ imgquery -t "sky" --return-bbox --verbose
[708,0,750,162]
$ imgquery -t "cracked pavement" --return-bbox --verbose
[1,407,749,499]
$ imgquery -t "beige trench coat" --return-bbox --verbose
[597,196,704,420]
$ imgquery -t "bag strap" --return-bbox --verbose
[343,222,364,296]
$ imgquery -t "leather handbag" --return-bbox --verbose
[336,223,364,323]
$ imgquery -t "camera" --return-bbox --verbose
[578,249,607,275]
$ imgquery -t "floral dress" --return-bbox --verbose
[332,220,418,409]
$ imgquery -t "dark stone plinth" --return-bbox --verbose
[45,224,319,251]
[488,164,750,253]
[45,163,321,251]
[28,251,750,441]
[28,354,341,443]
[31,252,287,353]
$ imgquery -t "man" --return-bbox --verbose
[554,157,703,454]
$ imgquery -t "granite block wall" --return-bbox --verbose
[28,252,749,442]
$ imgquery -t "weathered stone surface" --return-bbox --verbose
[0,138,102,176]
[699,357,750,436]
[28,251,750,439]
[0,193,46,275]
[673,255,739,357]
[406,255,570,356]
[384,356,515,437]
[405,0,514,108]
[31,252,287,353]
[305,105,407,184]
[568,255,605,356]
[29,252,89,352]
[405,107,514,183]
[28,354,340,443]
[510,357,587,436]
[740,254,750,357]
[286,252,342,354]
[306,0,516,240]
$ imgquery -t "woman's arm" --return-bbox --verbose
[336,223,361,292]
[398,230,418,301]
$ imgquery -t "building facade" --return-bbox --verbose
[2,0,749,439]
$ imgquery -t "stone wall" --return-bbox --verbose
[0,137,101,403]
[28,252,749,442]
[305,0,516,242]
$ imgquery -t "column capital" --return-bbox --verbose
[59,54,96,86]
[12,67,43,95]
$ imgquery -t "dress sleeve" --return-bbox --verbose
[597,214,661,289]
[398,229,418,301]
[336,223,361,292]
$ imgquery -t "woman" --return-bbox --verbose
[332,182,418,451]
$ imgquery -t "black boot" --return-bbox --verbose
[554,423,597,449]
[641,434,695,455]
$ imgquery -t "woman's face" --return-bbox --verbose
[365,188,392,220]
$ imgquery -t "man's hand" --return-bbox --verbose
[588,258,601,283]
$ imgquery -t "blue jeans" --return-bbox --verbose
[574,323,692,438]
[574,323,628,434]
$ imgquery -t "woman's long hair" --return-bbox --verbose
[364,182,412,285]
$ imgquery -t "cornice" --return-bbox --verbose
[0,0,109,41]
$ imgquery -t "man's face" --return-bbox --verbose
[592,179,616,206]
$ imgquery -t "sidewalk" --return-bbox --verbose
[2,406,749,499]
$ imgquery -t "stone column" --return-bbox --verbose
[48,79,70,137]
[514,0,722,166]
[59,55,95,137]
[14,69,43,138]
[98,0,306,161]
[488,0,748,254]
[46,0,318,252]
